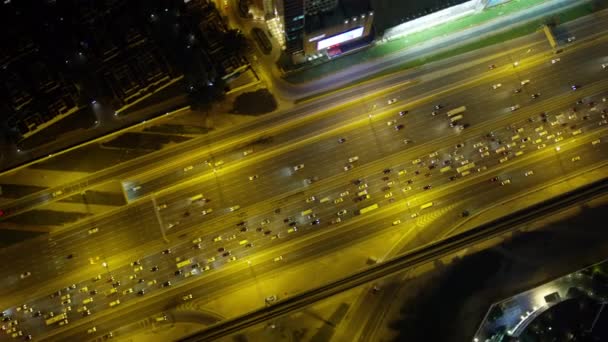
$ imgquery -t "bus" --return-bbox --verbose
[301,209,313,217]
[357,203,379,215]
[45,313,67,326]
[176,259,192,269]
[456,162,475,174]
[446,106,466,117]
[189,194,204,202]
[420,202,434,210]
[450,114,463,123]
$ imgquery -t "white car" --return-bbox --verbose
[20,271,31,279]
[387,98,397,105]
[183,165,194,172]
[201,209,213,215]
[243,149,253,156]
[305,196,316,203]
[520,79,530,86]
[229,205,240,212]
[182,294,193,301]
[492,83,502,89]
[602,63,607,69]
[348,156,359,163]
[344,164,354,171]
[273,256,283,262]
[567,36,576,42]
[293,164,305,171]
[88,227,99,234]
[500,179,511,186]
[337,209,348,216]
[551,58,561,64]
[386,120,397,126]
[510,105,520,111]
[524,170,534,177]
[248,175,258,181]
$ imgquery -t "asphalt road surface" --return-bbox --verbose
[1,14,608,342]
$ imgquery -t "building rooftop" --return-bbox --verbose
[305,0,372,33]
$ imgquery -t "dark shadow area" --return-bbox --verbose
[17,108,97,151]
[0,184,46,199]
[29,144,149,172]
[4,209,92,226]
[387,202,608,342]
[310,303,350,342]
[0,230,44,248]
[231,89,277,115]
[101,132,190,150]
[61,190,126,206]
[143,124,211,135]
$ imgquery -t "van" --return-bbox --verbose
[319,197,330,204]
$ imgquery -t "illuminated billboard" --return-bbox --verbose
[317,26,364,50]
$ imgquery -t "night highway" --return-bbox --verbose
[2,12,608,342]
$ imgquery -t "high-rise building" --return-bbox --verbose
[304,0,338,15]
[281,0,306,55]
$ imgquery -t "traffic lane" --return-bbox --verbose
[1,13,604,218]
[5,40,608,316]
[126,37,596,204]
[37,133,608,341]
[4,87,604,308]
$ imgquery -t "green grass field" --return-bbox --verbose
[284,0,583,84]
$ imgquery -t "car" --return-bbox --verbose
[488,64,496,70]
[243,149,253,156]
[403,139,412,145]
[492,83,502,89]
[305,196,316,203]
[337,209,348,216]
[348,156,359,163]
[520,79,530,86]
[305,177,319,184]
[182,294,193,301]
[201,209,213,215]
[387,98,397,104]
[274,256,284,262]
[155,315,168,322]
[394,124,404,131]
[344,164,354,171]
[431,110,439,116]
[500,179,511,186]
[183,165,194,172]
[531,93,540,99]
[571,84,580,90]
[551,58,561,64]
[192,237,202,244]
[338,137,346,143]
[423,185,432,190]
[311,219,321,225]
[228,256,237,262]
[229,205,240,212]
[524,170,534,176]
[137,290,145,296]
[392,220,401,226]
[386,120,397,126]
[20,271,31,279]
[162,281,172,288]
[87,327,97,334]
[122,288,134,295]
[334,197,344,204]
[248,175,258,181]
[571,156,581,162]
[513,88,522,93]
[151,266,159,272]
[510,105,520,111]
[399,110,408,116]
[88,227,99,234]
[130,260,141,266]
[490,176,499,182]
[460,210,470,217]
[602,63,607,69]
[174,270,183,276]
[567,36,576,42]
[293,164,304,171]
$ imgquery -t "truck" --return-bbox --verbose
[446,106,466,117]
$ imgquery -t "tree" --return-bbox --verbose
[223,29,248,56]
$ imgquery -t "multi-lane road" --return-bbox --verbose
[1,12,608,342]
